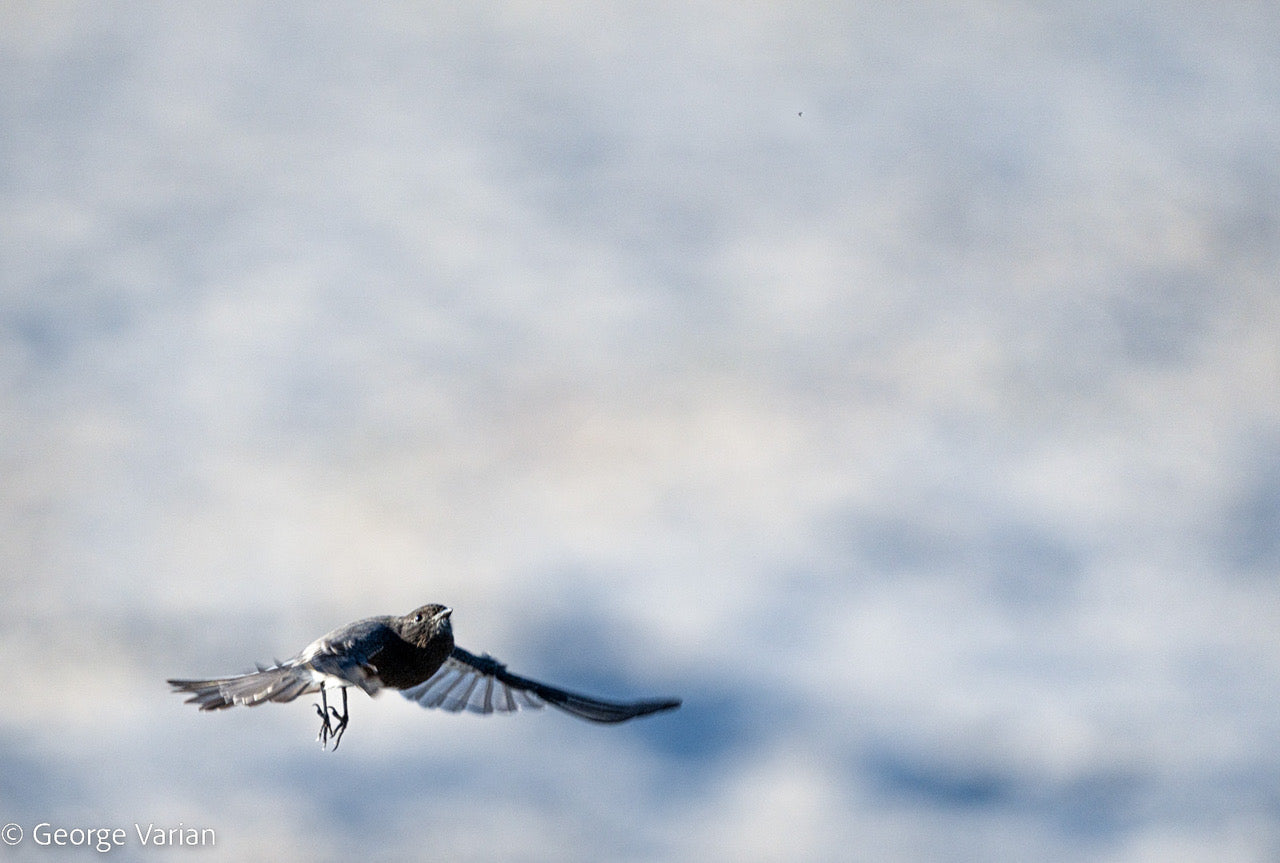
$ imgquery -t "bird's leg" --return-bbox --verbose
[315,683,336,749]
[327,686,349,751]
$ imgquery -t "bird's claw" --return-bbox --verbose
[314,685,349,751]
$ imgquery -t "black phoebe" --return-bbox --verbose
[168,604,680,749]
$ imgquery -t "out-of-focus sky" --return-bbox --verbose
[2,3,1279,860]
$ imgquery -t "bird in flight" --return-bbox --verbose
[168,604,680,750]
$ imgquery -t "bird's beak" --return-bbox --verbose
[437,607,452,620]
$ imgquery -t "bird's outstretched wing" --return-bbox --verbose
[399,646,681,723]
[168,618,396,710]
[167,661,322,710]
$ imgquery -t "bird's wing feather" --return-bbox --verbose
[167,662,320,710]
[167,619,399,709]
[298,618,396,695]
[399,646,681,723]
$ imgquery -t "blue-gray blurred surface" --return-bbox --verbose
[3,3,1279,861]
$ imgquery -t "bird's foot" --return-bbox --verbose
[328,688,349,751]
[315,701,334,748]
[314,685,349,751]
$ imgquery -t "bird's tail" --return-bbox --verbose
[167,663,320,710]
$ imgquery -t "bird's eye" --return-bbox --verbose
[414,613,423,623]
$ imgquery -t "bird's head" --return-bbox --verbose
[398,603,454,647]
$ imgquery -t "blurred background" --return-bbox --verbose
[3,2,1279,860]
